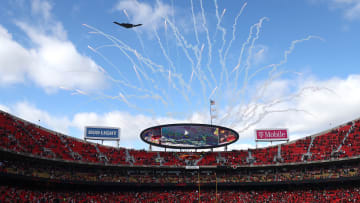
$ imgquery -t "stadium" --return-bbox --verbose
[1,110,360,202]
[2,0,360,202]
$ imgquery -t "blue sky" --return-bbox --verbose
[1,0,360,150]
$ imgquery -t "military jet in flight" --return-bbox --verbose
[113,22,142,29]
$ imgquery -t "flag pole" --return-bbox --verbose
[210,100,216,125]
[210,100,212,125]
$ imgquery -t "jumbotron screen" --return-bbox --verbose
[140,124,239,149]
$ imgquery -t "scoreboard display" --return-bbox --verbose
[141,124,238,149]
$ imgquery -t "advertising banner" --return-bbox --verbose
[84,126,120,140]
[255,129,288,141]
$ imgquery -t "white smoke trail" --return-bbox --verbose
[190,0,200,46]
[241,17,269,93]
[87,45,130,84]
[200,0,217,87]
[84,24,174,106]
[231,19,260,90]
[220,17,268,118]
[208,86,218,100]
[214,0,229,88]
[82,1,326,143]
[224,2,247,61]
[165,18,210,94]
[153,28,177,78]
[88,45,172,107]
[122,9,147,57]
[248,35,324,82]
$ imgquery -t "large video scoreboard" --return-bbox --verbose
[140,124,238,149]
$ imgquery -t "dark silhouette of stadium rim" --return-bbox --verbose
[140,123,239,150]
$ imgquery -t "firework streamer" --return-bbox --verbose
[234,108,309,133]
[88,46,167,105]
[164,20,170,57]
[221,17,268,121]
[87,44,160,99]
[208,86,218,100]
[195,43,208,102]
[221,70,283,126]
[220,35,323,128]
[190,0,200,46]
[225,17,268,115]
[200,0,217,86]
[101,27,186,99]
[112,24,191,102]
[97,92,157,114]
[231,19,259,91]
[224,2,247,61]
[59,86,88,96]
[214,0,229,88]
[243,36,323,108]
[100,37,146,85]
[84,24,157,74]
[226,84,331,130]
[87,45,130,84]
[153,27,177,93]
[91,44,149,88]
[84,24,148,75]
[132,65,143,85]
[125,94,168,106]
[85,24,174,105]
[165,18,210,95]
[81,1,327,142]
[152,27,193,101]
[153,28,178,78]
[122,9,147,58]
[225,37,324,119]
[241,17,269,93]
[248,35,324,82]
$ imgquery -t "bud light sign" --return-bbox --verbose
[85,126,120,140]
[255,129,288,141]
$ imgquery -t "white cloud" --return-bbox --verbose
[31,0,52,22]
[313,0,360,20]
[114,0,173,31]
[21,23,108,93]
[0,26,31,85]
[342,2,360,19]
[72,111,184,146]
[2,101,71,134]
[259,79,291,102]
[0,0,108,92]
[232,74,360,144]
[2,74,360,150]
[71,73,360,149]
[29,0,67,39]
[228,143,255,150]
[0,104,11,113]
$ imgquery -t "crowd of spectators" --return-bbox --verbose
[1,185,360,202]
[1,154,359,185]
[2,110,360,202]
[1,110,360,167]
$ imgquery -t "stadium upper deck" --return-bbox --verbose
[0,110,359,167]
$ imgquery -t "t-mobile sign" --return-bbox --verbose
[255,129,289,141]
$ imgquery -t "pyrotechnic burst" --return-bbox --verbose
[81,0,325,134]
